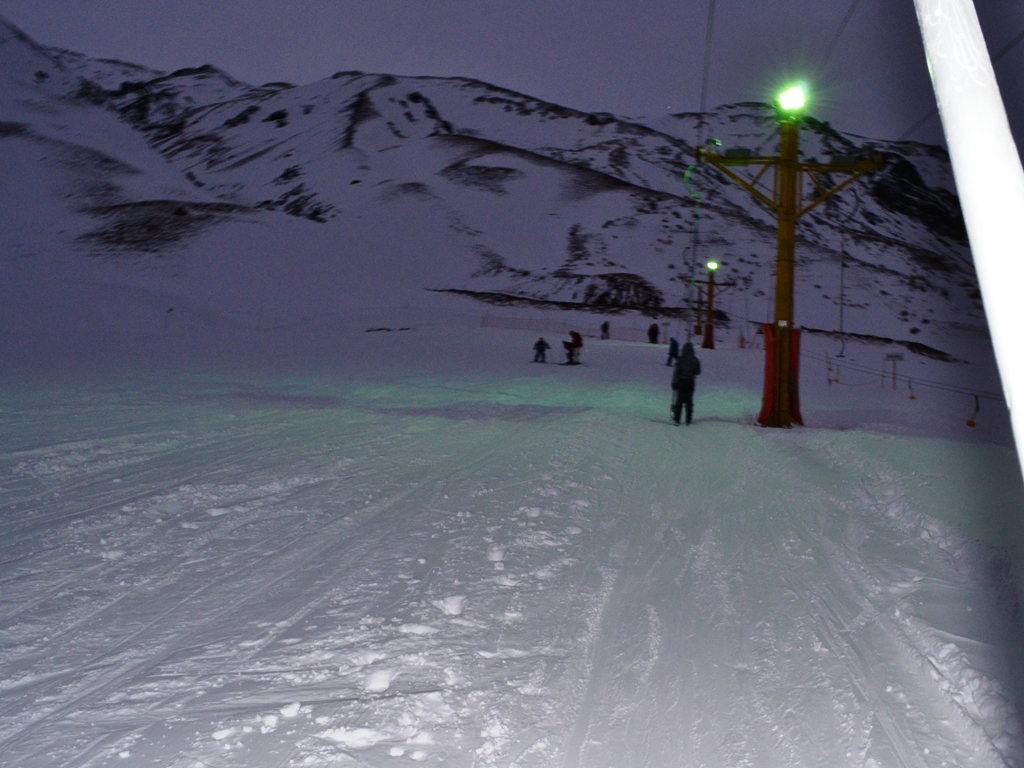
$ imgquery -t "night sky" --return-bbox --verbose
[1,1,1022,148]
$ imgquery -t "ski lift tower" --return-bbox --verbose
[699,85,884,427]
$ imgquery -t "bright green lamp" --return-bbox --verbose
[778,85,806,112]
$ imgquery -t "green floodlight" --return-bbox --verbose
[707,260,719,271]
[778,85,806,112]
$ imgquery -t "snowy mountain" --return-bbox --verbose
[0,15,988,373]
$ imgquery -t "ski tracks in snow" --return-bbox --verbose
[0,392,615,766]
[556,425,1021,768]
[0,380,1021,766]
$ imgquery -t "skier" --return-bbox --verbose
[666,337,680,366]
[671,342,701,425]
[600,321,610,340]
[533,337,551,363]
[647,322,660,344]
[563,331,584,365]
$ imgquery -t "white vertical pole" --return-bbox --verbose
[913,0,1024,461]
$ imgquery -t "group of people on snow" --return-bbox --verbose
[532,324,702,425]
[532,330,583,365]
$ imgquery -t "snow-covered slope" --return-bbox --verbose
[0,330,1022,767]
[0,15,989,375]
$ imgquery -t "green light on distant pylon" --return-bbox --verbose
[778,85,806,112]
[707,260,719,271]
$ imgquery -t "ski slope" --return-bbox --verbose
[2,14,1024,767]
[1,325,1022,767]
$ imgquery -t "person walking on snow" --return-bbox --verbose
[647,322,660,344]
[533,337,551,363]
[600,321,610,340]
[563,331,584,365]
[671,341,701,425]
[666,337,680,366]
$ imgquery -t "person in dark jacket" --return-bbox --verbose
[533,337,551,363]
[666,337,680,366]
[563,331,584,364]
[647,322,660,344]
[671,341,701,425]
[600,321,610,340]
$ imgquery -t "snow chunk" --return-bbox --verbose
[515,530,564,547]
[100,550,124,561]
[432,595,466,616]
[212,728,236,740]
[319,727,387,749]
[399,624,438,635]
[280,701,301,718]
[477,714,510,760]
[487,547,506,562]
[365,669,393,692]
[207,507,231,517]
[350,651,386,667]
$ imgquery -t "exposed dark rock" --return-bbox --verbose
[338,90,380,149]
[439,161,523,194]
[432,288,687,318]
[79,200,249,251]
[407,91,453,134]
[274,166,302,184]
[871,155,968,246]
[256,183,333,222]
[0,121,28,136]
[262,109,289,128]
[224,105,260,128]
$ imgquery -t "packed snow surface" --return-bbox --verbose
[1,326,1023,767]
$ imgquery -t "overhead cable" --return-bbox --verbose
[802,348,1004,401]
[697,0,717,145]
[816,0,863,81]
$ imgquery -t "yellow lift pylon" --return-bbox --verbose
[698,85,884,427]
